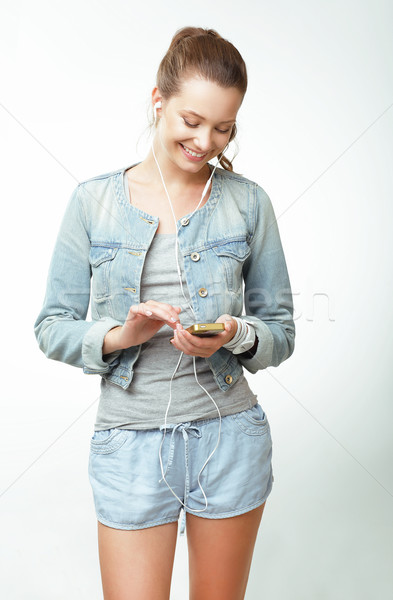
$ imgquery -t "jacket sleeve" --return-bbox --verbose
[33,184,124,374]
[236,184,295,374]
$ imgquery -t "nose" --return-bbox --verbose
[193,128,214,153]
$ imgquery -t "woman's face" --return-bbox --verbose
[155,76,243,175]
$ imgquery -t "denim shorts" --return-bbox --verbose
[88,402,273,537]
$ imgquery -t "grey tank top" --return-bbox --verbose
[93,173,257,431]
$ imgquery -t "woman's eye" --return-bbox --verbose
[183,118,231,135]
[183,119,198,128]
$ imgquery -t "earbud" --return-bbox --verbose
[153,101,162,122]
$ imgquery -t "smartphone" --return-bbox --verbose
[186,323,225,337]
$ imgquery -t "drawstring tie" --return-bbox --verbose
[159,421,204,536]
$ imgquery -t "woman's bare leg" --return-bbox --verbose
[186,502,266,600]
[97,520,178,600]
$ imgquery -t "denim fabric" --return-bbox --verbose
[88,402,273,535]
[34,162,295,392]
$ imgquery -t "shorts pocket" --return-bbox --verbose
[230,403,270,436]
[90,428,128,455]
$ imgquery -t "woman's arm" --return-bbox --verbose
[236,184,296,374]
[34,184,124,374]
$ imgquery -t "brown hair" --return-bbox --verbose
[150,26,248,171]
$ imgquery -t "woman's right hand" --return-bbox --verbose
[102,300,182,355]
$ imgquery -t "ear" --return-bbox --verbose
[151,86,163,111]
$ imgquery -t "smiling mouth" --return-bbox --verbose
[180,143,208,158]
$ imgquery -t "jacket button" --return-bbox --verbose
[191,252,200,262]
[198,287,208,297]
[225,374,233,385]
[181,217,190,226]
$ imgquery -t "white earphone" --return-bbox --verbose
[151,97,233,522]
[153,100,162,119]
[150,91,254,531]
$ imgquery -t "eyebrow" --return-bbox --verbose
[182,109,236,124]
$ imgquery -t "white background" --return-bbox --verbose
[1,0,392,598]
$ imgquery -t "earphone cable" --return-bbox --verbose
[151,121,224,512]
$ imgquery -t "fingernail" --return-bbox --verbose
[171,317,176,322]
[146,310,152,315]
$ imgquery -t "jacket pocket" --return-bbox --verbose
[89,245,119,299]
[212,239,251,292]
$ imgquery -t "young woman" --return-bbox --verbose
[35,26,295,600]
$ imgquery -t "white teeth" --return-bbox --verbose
[181,144,205,158]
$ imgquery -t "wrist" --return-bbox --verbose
[102,326,124,356]
[222,317,256,354]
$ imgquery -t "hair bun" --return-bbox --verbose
[168,26,222,52]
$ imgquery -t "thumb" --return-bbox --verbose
[225,318,233,332]
[215,313,232,324]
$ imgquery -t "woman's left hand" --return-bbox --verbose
[169,314,237,358]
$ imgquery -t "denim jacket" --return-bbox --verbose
[34,162,295,392]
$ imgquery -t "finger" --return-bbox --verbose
[172,335,215,357]
[171,328,192,353]
[125,305,141,321]
[140,303,181,327]
[170,324,224,356]
[178,325,222,345]
[145,299,182,315]
[176,328,220,354]
[222,321,234,336]
[171,332,198,355]
[170,328,188,351]
[215,313,231,324]
[126,304,153,318]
